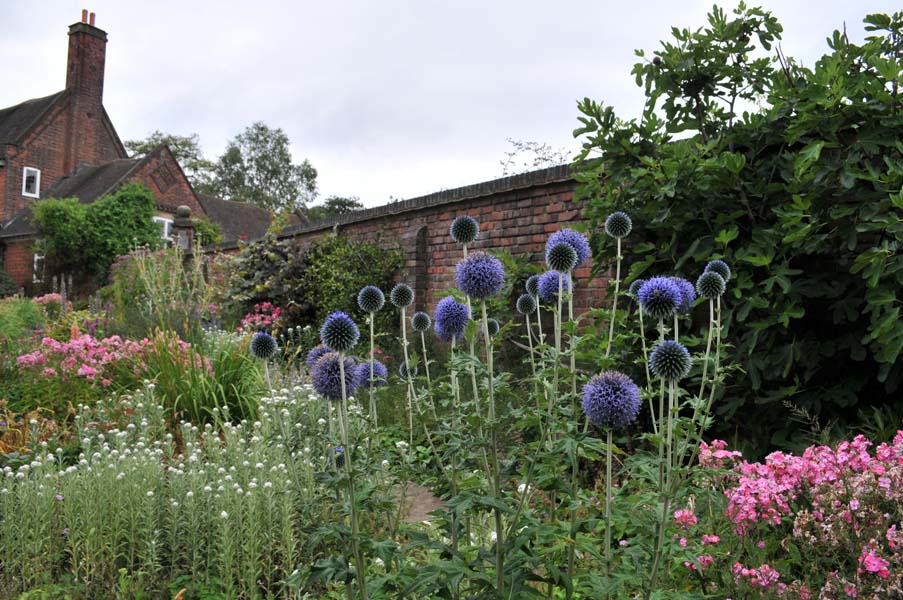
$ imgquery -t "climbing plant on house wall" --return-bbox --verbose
[574,5,903,449]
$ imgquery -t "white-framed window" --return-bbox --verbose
[33,254,45,284]
[22,167,41,198]
[152,216,173,244]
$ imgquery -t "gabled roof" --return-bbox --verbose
[197,194,271,242]
[0,91,66,148]
[41,158,143,203]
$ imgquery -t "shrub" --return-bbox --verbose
[0,269,17,298]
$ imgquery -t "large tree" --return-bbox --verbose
[124,131,213,188]
[207,122,318,211]
[305,195,364,222]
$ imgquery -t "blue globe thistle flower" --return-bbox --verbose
[546,229,590,268]
[705,259,731,283]
[670,277,697,315]
[696,271,726,299]
[249,331,278,360]
[399,362,418,379]
[604,211,633,239]
[649,340,692,381]
[311,352,359,401]
[434,296,470,342]
[525,275,540,297]
[546,241,578,272]
[450,215,480,245]
[455,251,505,299]
[357,285,385,313]
[352,359,388,389]
[516,293,537,315]
[537,270,570,303]
[638,277,681,320]
[581,371,642,429]
[411,311,432,332]
[306,344,330,369]
[390,283,414,308]
[628,278,647,300]
[486,318,500,338]
[320,311,360,352]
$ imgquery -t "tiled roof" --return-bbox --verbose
[41,159,143,204]
[197,194,271,242]
[0,91,66,147]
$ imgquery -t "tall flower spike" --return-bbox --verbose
[546,241,578,272]
[604,211,633,239]
[637,277,681,320]
[537,270,570,303]
[320,311,360,352]
[649,340,692,381]
[352,360,388,390]
[525,275,540,297]
[399,362,418,379]
[390,283,414,308]
[516,293,537,315]
[357,285,385,313]
[411,311,431,332]
[696,271,726,299]
[455,251,505,299]
[581,371,642,429]
[546,229,591,268]
[434,296,470,342]
[311,352,359,401]
[705,259,731,283]
[249,331,278,360]
[450,215,480,245]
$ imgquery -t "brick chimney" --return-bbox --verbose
[64,10,107,173]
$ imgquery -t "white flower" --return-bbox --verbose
[220,511,228,519]
[395,441,409,450]
[146,491,154,497]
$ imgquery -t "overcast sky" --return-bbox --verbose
[2,1,899,207]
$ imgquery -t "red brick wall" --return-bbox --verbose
[220,166,607,317]
[3,240,36,291]
[128,146,204,216]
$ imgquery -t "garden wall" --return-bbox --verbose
[218,164,608,314]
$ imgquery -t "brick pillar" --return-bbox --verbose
[171,205,195,251]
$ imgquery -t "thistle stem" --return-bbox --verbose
[605,238,621,358]
[638,308,656,435]
[369,315,377,430]
[605,428,613,583]
[481,300,505,596]
[339,353,368,600]
[567,271,577,416]
[420,331,437,420]
[525,310,539,401]
[400,306,413,447]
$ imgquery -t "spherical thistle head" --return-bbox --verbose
[705,259,731,283]
[249,331,278,360]
[670,277,697,315]
[516,293,537,315]
[399,361,418,379]
[649,339,692,381]
[525,275,540,297]
[357,285,385,313]
[434,295,470,342]
[628,278,647,300]
[581,371,642,429]
[604,211,633,239]
[450,215,480,245]
[638,276,681,320]
[390,283,414,308]
[320,311,360,352]
[537,270,570,304]
[546,241,578,273]
[411,311,432,332]
[455,251,505,300]
[486,318,500,338]
[696,271,726,299]
[310,352,359,401]
[352,359,388,390]
[546,228,591,268]
[305,344,330,369]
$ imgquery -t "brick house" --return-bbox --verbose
[0,11,270,292]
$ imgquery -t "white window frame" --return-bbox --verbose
[152,216,173,244]
[22,167,41,198]
[33,254,45,284]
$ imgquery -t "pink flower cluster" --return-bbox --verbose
[239,302,283,332]
[18,334,148,386]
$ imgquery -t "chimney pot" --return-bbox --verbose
[89,12,95,26]
[81,9,88,22]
